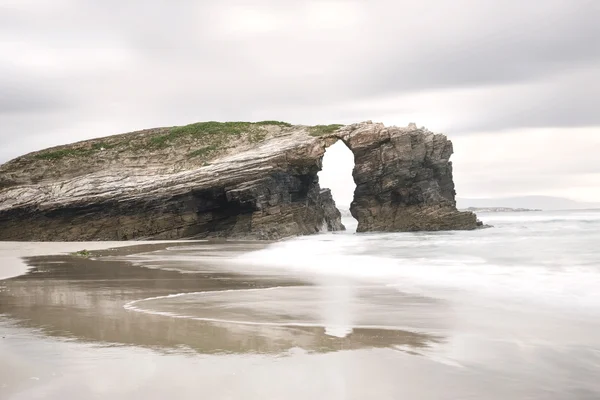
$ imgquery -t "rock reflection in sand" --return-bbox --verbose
[0,242,441,355]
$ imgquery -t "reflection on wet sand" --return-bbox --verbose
[0,242,439,355]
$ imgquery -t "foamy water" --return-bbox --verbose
[119,209,600,349]
[231,210,600,314]
[4,211,600,399]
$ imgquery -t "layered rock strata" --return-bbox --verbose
[0,121,478,241]
[344,122,480,232]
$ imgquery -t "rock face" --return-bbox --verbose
[341,122,479,232]
[0,121,478,241]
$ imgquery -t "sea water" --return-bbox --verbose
[3,210,600,399]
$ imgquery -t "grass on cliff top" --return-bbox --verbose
[31,122,286,161]
[187,144,219,159]
[309,124,344,137]
[31,121,342,162]
[149,121,292,150]
[34,142,115,161]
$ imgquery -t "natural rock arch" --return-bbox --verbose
[0,121,478,241]
[318,139,356,228]
[329,122,478,232]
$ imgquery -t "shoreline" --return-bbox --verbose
[0,240,202,281]
[0,240,434,352]
[2,230,600,399]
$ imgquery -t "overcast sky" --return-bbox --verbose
[1,0,599,202]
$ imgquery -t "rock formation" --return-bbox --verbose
[0,121,479,241]
[344,122,479,232]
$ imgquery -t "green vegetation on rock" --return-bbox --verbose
[34,142,115,161]
[28,121,344,164]
[150,121,292,151]
[188,144,219,159]
[309,124,344,137]
[150,121,246,149]
[73,249,92,258]
[255,121,293,127]
[35,148,88,161]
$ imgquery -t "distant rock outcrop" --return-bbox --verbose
[0,121,479,241]
[463,207,542,213]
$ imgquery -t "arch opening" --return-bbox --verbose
[318,140,358,232]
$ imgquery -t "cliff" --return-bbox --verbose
[0,121,479,241]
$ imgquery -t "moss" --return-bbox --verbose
[31,121,341,163]
[255,121,293,127]
[73,249,91,258]
[34,142,115,161]
[309,124,344,137]
[149,121,292,150]
[35,149,89,160]
[249,131,267,143]
[31,121,292,161]
[188,144,218,159]
[149,121,252,149]
[91,142,114,151]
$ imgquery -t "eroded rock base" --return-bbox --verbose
[0,172,343,241]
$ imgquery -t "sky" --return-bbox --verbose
[1,0,599,202]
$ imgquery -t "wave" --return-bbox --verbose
[231,228,600,313]
[114,211,600,317]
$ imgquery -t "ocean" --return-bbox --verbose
[1,209,599,399]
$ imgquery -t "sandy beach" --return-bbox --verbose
[0,242,438,399]
[2,232,600,399]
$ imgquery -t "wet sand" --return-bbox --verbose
[1,242,438,399]
[1,241,599,399]
[0,241,187,280]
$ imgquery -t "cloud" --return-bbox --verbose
[0,0,598,200]
[327,64,600,134]
[0,81,65,114]
[361,0,600,91]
